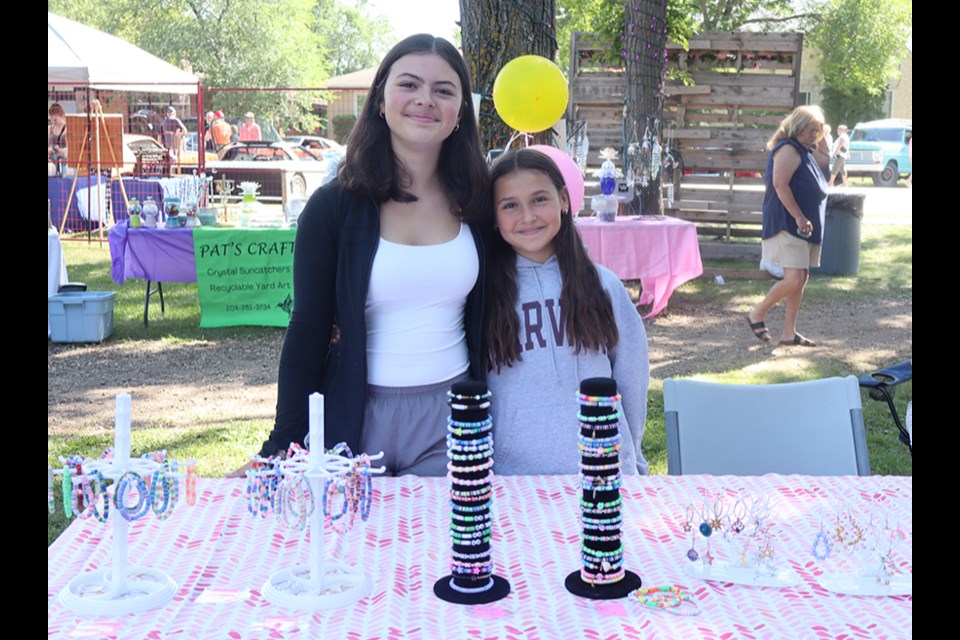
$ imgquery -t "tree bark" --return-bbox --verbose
[623,0,669,215]
[460,0,558,153]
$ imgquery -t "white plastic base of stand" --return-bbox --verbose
[262,562,372,610]
[817,572,912,596]
[59,566,178,615]
[685,560,799,588]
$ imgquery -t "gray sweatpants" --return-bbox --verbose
[360,372,470,476]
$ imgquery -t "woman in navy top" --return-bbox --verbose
[747,105,828,347]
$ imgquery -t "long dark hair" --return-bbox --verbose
[338,34,489,222]
[485,148,619,372]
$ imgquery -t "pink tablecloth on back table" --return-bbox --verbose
[575,216,703,318]
[48,474,911,639]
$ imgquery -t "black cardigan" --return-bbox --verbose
[258,179,486,456]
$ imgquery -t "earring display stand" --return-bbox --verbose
[261,392,386,609]
[57,393,179,615]
[433,380,511,604]
[565,377,642,599]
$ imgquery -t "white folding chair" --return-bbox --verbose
[663,375,871,476]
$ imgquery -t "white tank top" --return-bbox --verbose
[366,223,478,386]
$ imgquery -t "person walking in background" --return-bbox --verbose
[484,148,650,476]
[815,123,832,178]
[48,102,68,176]
[159,106,187,152]
[829,124,850,188]
[210,110,232,150]
[226,34,490,477]
[747,105,828,348]
[202,111,215,151]
[239,112,262,141]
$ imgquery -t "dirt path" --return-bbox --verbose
[47,291,912,434]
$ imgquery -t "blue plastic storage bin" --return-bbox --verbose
[48,291,116,343]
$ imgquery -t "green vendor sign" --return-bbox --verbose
[193,227,296,328]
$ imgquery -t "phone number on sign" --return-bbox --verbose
[225,303,273,312]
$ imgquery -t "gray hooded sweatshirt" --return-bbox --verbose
[489,254,650,475]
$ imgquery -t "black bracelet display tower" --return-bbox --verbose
[433,380,511,604]
[565,377,642,598]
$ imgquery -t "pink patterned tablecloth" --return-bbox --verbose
[574,216,704,318]
[48,475,912,640]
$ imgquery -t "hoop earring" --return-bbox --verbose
[454,123,460,132]
[379,111,385,119]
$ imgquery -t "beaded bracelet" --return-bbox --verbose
[581,555,624,571]
[447,418,493,437]
[577,433,622,447]
[150,460,177,521]
[448,390,492,402]
[451,535,492,547]
[581,515,624,531]
[450,500,491,513]
[450,487,492,501]
[452,512,492,524]
[450,528,490,540]
[579,461,622,472]
[61,467,74,518]
[358,466,373,521]
[576,410,622,424]
[450,521,491,534]
[83,470,110,523]
[48,466,55,514]
[578,445,622,458]
[581,551,623,566]
[580,543,623,558]
[115,472,152,522]
[580,476,623,492]
[452,549,492,561]
[447,458,495,474]
[577,392,622,405]
[449,577,494,594]
[286,474,316,530]
[630,585,701,617]
[448,447,491,461]
[446,434,493,451]
[582,532,622,542]
[580,496,623,510]
[581,567,626,584]
[322,478,349,522]
[185,459,197,506]
[449,400,491,411]
[447,471,493,487]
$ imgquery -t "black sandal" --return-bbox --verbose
[779,334,817,347]
[746,314,772,343]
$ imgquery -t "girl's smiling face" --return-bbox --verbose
[381,52,463,152]
[494,169,569,264]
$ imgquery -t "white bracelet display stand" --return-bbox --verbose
[261,392,385,609]
[58,393,179,615]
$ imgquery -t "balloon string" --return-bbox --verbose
[503,131,533,155]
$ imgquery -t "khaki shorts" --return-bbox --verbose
[762,230,821,270]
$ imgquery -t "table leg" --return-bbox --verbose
[144,281,165,326]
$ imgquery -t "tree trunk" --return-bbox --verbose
[623,1,669,215]
[460,0,558,153]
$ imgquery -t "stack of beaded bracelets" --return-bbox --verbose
[446,387,495,595]
[577,390,625,586]
[629,584,701,616]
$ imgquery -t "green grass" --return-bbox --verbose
[48,221,911,545]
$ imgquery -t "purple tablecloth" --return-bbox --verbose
[109,222,197,284]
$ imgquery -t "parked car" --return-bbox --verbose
[846,118,912,186]
[283,135,345,160]
[207,140,334,201]
[120,134,216,175]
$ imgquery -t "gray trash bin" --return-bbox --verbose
[811,193,866,275]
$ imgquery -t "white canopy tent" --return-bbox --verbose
[48,11,199,94]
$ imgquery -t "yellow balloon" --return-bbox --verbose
[493,55,568,133]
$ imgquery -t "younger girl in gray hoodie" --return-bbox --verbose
[485,149,650,475]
